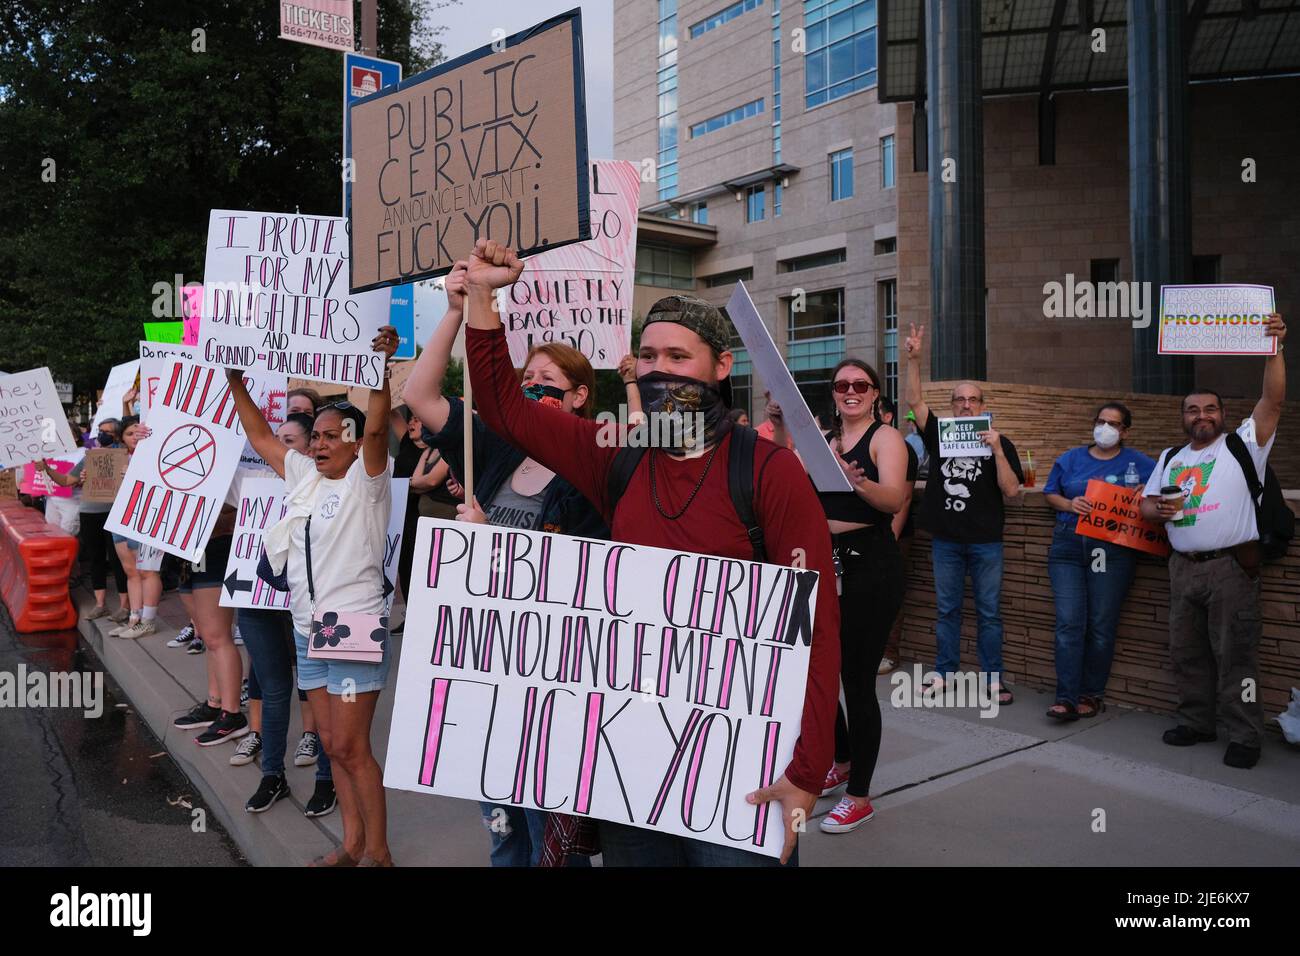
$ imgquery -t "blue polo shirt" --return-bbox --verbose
[1044,445,1157,529]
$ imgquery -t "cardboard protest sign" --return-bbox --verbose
[199,209,392,389]
[386,519,819,858]
[81,448,130,505]
[937,417,992,458]
[143,321,184,344]
[1158,284,1277,355]
[104,360,246,562]
[0,367,79,469]
[343,52,403,215]
[279,0,353,51]
[346,10,591,291]
[346,360,416,409]
[1075,479,1171,556]
[92,360,140,430]
[497,160,637,369]
[0,467,17,499]
[726,283,852,493]
[220,475,410,609]
[181,284,203,346]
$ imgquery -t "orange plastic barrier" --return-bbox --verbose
[0,499,79,632]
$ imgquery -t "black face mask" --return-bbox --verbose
[636,372,732,453]
[97,432,117,446]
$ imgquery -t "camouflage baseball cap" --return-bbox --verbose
[644,295,730,355]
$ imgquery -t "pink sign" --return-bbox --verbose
[496,160,640,370]
[181,284,203,346]
[21,459,74,498]
[279,0,354,52]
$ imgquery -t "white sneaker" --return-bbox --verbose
[109,619,140,637]
[877,657,897,675]
[230,732,263,766]
[167,624,197,648]
[819,796,876,833]
[114,620,156,639]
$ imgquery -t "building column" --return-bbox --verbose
[1127,0,1194,394]
[925,0,986,381]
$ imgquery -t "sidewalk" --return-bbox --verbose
[76,588,1300,866]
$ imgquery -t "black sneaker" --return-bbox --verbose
[174,701,221,730]
[194,710,250,747]
[1223,742,1261,769]
[245,774,291,813]
[304,780,337,818]
[1162,725,1217,747]
[186,637,206,655]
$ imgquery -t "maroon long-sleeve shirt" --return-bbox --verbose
[466,325,840,797]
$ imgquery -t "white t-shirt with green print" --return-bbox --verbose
[1143,418,1274,553]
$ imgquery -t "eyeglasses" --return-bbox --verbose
[951,396,981,406]
[1093,418,1126,428]
[832,380,878,394]
[319,401,356,413]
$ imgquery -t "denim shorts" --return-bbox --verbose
[294,629,390,696]
[110,533,141,551]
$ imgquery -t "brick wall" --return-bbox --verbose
[918,380,1300,487]
[895,491,1300,722]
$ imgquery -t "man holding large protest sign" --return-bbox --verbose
[453,238,839,866]
[1140,313,1288,769]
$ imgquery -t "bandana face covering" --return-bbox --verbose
[523,382,567,411]
[636,372,732,453]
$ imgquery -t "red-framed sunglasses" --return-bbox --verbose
[832,380,878,394]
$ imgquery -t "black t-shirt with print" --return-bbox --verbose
[920,413,1023,543]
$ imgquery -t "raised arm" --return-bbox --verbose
[903,323,931,431]
[404,261,469,436]
[225,368,286,477]
[1252,313,1287,445]
[364,325,398,478]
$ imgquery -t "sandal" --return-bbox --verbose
[358,855,395,867]
[308,848,359,868]
[1046,702,1078,722]
[991,683,1014,705]
[1077,696,1105,718]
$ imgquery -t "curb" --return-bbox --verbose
[74,592,342,867]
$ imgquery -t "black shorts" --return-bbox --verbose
[178,534,233,592]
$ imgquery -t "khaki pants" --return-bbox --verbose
[1167,552,1265,747]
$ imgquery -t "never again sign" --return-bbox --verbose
[346,10,590,291]
[386,520,818,858]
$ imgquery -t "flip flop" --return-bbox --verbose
[308,848,359,867]
[1046,702,1078,722]
[991,683,1014,705]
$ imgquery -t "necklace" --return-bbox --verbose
[650,444,721,520]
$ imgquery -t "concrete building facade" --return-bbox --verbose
[615,0,901,419]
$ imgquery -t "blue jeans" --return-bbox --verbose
[240,608,331,781]
[478,804,592,867]
[931,537,1005,678]
[597,821,797,867]
[1047,523,1137,705]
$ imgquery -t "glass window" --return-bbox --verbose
[786,288,844,342]
[1089,259,1119,284]
[879,279,898,401]
[774,181,783,217]
[636,244,694,290]
[703,267,754,288]
[690,0,764,38]
[1192,255,1221,284]
[746,184,766,222]
[880,133,895,188]
[779,248,847,272]
[692,202,709,224]
[873,237,896,255]
[829,148,853,200]
[803,0,877,109]
[690,99,765,139]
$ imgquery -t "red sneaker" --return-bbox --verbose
[819,797,875,833]
[820,766,850,797]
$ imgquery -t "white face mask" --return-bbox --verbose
[1093,423,1121,449]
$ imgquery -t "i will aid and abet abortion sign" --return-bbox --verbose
[386,520,819,857]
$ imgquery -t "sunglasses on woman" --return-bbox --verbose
[832,380,878,394]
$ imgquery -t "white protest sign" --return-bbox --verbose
[220,476,410,609]
[1158,284,1277,355]
[726,282,852,493]
[0,367,78,469]
[496,160,639,369]
[104,360,245,562]
[198,210,392,389]
[138,342,196,421]
[937,416,992,458]
[92,359,140,429]
[385,519,819,858]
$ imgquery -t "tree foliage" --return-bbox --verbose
[0,0,454,395]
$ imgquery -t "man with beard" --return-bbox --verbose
[456,238,840,867]
[1140,313,1287,769]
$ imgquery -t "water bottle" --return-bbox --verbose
[1124,461,1140,489]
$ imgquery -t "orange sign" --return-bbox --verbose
[1075,479,1170,556]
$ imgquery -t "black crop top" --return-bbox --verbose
[817,422,894,526]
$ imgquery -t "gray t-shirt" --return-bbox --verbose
[484,481,545,530]
[69,458,107,514]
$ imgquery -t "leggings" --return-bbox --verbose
[833,531,905,798]
[79,510,127,593]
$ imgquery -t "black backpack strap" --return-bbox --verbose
[605,445,648,521]
[1223,432,1264,503]
[728,426,765,563]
